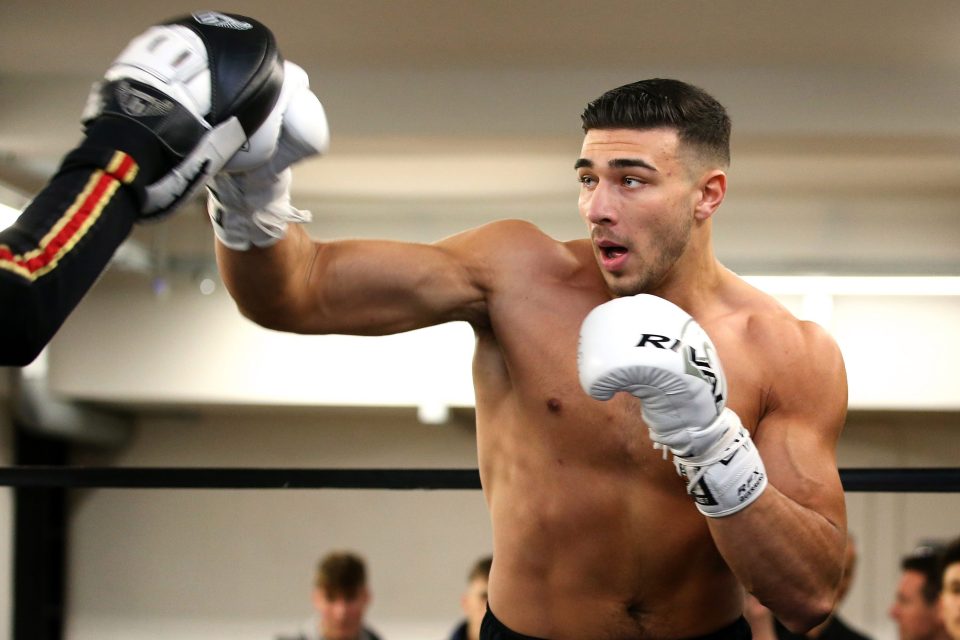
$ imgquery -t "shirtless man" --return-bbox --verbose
[0,19,847,636]
[211,77,849,640]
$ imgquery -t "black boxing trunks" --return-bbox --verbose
[479,606,752,640]
[480,607,548,640]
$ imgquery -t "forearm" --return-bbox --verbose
[709,484,845,632]
[215,224,320,332]
[0,166,136,365]
[0,119,171,365]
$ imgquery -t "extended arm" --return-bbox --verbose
[0,140,141,366]
[215,223,489,336]
[208,66,494,338]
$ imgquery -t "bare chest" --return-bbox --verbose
[473,282,766,464]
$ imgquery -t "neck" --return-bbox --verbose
[649,257,726,317]
[650,221,723,307]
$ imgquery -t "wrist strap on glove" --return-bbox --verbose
[672,408,768,517]
[207,167,310,250]
[206,61,326,251]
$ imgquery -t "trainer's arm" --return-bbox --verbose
[216,221,493,336]
[1,11,287,366]
[0,121,174,367]
[709,320,848,633]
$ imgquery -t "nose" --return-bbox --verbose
[329,599,348,621]
[583,182,617,226]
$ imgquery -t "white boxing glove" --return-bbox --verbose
[207,60,329,250]
[578,294,767,517]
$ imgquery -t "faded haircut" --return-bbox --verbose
[580,78,731,167]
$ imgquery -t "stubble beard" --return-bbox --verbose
[603,214,693,298]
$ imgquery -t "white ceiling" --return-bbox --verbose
[4,1,960,76]
[1,0,959,275]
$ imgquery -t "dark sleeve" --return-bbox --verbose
[0,117,176,366]
[773,619,807,640]
[817,616,873,640]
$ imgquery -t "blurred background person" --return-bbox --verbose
[280,550,383,640]
[890,542,949,640]
[447,555,491,640]
[939,536,960,640]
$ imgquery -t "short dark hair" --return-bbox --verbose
[902,542,946,604]
[468,555,492,582]
[580,78,731,167]
[315,550,368,597]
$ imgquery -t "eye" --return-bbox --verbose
[623,176,644,188]
[578,174,597,188]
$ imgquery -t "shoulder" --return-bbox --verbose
[719,278,847,437]
[444,218,593,279]
[458,219,566,254]
[720,279,845,389]
[447,620,468,640]
[364,627,385,640]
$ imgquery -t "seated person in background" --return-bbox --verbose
[939,536,960,640]
[745,533,871,640]
[890,542,950,640]
[281,550,384,640]
[447,555,492,640]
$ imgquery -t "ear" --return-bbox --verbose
[694,170,727,221]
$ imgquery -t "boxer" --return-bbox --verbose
[212,76,849,640]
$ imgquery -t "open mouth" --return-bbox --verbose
[600,245,627,260]
[597,239,628,261]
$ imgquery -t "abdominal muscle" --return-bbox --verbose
[477,394,745,640]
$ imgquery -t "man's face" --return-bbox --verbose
[890,570,944,640]
[313,586,370,640]
[576,127,701,296]
[461,576,489,640]
[942,562,960,640]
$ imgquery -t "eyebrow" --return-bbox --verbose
[574,158,658,172]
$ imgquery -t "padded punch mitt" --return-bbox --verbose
[82,10,284,218]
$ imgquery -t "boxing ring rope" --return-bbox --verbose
[0,466,958,491]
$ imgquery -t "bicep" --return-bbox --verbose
[753,322,848,527]
[298,230,489,335]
